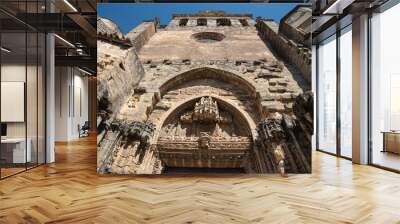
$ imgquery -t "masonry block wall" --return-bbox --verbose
[126,21,158,52]
[256,19,311,83]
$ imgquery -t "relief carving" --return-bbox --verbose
[111,120,156,163]
[256,92,313,174]
[198,132,211,149]
[179,96,232,124]
[157,96,252,168]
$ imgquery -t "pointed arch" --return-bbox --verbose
[151,94,257,144]
[158,66,258,98]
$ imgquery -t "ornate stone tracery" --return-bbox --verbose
[110,120,156,163]
[179,96,233,125]
[193,96,219,122]
[156,96,253,169]
[255,91,313,174]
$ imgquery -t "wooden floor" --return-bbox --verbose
[1,136,400,224]
[1,167,26,178]
[372,150,400,171]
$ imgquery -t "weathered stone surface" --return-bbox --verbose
[183,59,191,65]
[256,13,311,83]
[134,86,147,94]
[280,93,295,100]
[97,40,144,118]
[256,103,311,174]
[126,21,157,51]
[277,79,288,86]
[262,101,285,112]
[97,17,123,37]
[163,59,172,65]
[154,101,171,110]
[139,19,275,62]
[246,66,256,73]
[279,6,311,47]
[284,103,293,110]
[97,10,311,175]
[257,113,286,141]
[158,96,250,168]
[261,94,277,101]
[257,71,281,79]
[268,86,286,93]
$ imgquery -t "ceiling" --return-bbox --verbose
[311,0,390,43]
[0,0,97,74]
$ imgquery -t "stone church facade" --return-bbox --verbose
[97,8,313,174]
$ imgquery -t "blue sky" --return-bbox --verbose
[97,3,300,34]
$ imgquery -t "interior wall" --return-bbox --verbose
[55,67,89,141]
[55,66,69,141]
[72,72,89,138]
[1,64,35,138]
[88,76,97,133]
[312,45,316,150]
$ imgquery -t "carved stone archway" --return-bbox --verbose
[157,66,258,98]
[152,95,257,169]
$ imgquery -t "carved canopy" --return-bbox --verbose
[156,96,253,168]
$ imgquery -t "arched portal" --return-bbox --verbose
[153,95,256,169]
[148,66,262,133]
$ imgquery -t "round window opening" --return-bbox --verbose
[192,32,225,43]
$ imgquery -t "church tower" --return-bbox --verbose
[97,9,312,175]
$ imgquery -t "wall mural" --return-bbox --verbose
[97,6,312,175]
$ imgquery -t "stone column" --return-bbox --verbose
[247,19,256,27]
[168,19,180,28]
[208,19,217,27]
[231,19,242,27]
[46,1,56,163]
[352,14,369,164]
[187,19,197,27]
[312,45,317,151]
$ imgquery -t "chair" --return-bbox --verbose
[79,121,90,138]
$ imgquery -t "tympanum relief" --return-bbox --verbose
[157,96,252,169]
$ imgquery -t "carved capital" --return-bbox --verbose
[257,114,286,142]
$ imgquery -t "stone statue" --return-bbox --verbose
[257,113,287,176]
[256,92,313,175]
[257,113,286,142]
[198,132,211,149]
[274,145,287,177]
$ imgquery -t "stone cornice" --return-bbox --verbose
[173,11,252,18]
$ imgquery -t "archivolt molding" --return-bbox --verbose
[129,61,301,123]
[157,66,258,97]
[142,66,263,121]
